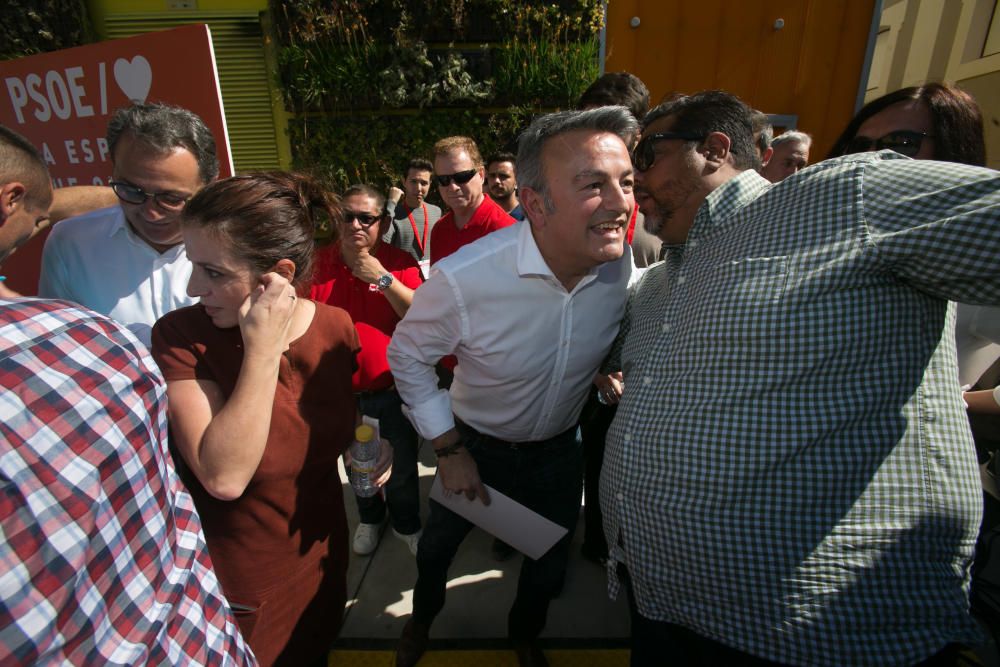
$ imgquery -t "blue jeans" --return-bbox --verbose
[412,422,583,640]
[355,389,421,535]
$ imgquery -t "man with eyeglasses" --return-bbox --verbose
[603,89,1000,665]
[310,184,424,558]
[38,103,217,346]
[429,136,516,265]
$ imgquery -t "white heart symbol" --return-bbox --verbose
[114,56,152,103]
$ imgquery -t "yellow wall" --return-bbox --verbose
[865,0,1000,168]
[604,0,878,160]
[87,0,268,38]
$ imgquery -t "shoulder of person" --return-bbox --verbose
[46,205,122,242]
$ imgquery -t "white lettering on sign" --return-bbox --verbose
[6,66,98,124]
[41,142,55,165]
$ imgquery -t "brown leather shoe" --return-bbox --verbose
[514,642,549,667]
[395,618,430,667]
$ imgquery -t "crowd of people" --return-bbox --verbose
[2,69,1000,667]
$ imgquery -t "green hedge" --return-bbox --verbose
[1,0,93,61]
[271,0,604,194]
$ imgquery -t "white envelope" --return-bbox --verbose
[428,474,568,560]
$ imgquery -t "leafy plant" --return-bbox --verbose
[1,0,93,61]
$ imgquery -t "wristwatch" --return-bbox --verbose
[376,273,394,292]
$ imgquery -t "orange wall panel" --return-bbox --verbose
[605,0,877,159]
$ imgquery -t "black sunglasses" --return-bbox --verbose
[631,131,706,172]
[435,169,478,187]
[844,130,932,158]
[110,180,190,211]
[342,211,380,227]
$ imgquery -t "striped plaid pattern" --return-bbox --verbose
[602,153,1000,665]
[0,299,254,666]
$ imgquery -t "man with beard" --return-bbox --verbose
[485,152,524,221]
[603,89,1000,665]
[389,107,637,667]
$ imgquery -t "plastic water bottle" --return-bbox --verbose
[350,424,380,498]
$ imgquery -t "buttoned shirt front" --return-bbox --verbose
[602,154,1000,665]
[0,298,253,666]
[388,220,634,442]
[38,206,195,346]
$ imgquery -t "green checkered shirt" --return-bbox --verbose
[602,153,1000,665]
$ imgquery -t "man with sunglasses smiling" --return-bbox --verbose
[310,184,424,558]
[39,103,217,346]
[429,136,516,265]
[603,89,1000,665]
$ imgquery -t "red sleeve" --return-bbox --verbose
[150,311,204,383]
[626,202,638,245]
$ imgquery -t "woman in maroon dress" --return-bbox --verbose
[151,172,390,666]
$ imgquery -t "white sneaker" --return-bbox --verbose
[393,528,422,556]
[353,522,384,555]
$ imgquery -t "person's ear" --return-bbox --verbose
[270,258,297,282]
[0,182,27,224]
[761,146,774,168]
[702,132,733,170]
[519,186,547,228]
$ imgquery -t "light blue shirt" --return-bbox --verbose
[38,206,195,347]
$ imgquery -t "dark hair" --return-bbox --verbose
[343,183,386,211]
[0,124,51,210]
[107,102,220,183]
[182,172,339,286]
[826,83,985,166]
[643,90,760,171]
[405,158,433,176]
[751,110,773,158]
[486,152,517,169]
[579,72,650,121]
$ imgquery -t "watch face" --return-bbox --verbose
[377,274,393,291]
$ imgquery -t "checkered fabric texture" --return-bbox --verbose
[602,153,1000,665]
[0,299,254,665]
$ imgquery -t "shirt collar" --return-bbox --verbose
[689,169,772,240]
[107,206,185,257]
[514,218,601,291]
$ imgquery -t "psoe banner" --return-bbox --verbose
[0,23,234,186]
[0,23,234,294]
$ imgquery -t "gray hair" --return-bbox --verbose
[107,102,219,184]
[771,130,812,149]
[516,106,638,196]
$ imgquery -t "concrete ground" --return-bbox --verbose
[334,441,630,649]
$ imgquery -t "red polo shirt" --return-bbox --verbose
[310,243,423,392]
[430,194,516,265]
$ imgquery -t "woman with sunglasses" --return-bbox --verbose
[828,82,985,165]
[150,172,391,666]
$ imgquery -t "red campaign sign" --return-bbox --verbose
[0,24,234,294]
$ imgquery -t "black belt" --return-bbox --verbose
[455,418,576,451]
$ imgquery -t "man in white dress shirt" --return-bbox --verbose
[387,106,637,667]
[38,103,218,346]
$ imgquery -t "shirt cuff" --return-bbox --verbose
[400,388,455,441]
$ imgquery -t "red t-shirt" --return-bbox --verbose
[430,193,516,265]
[310,242,424,392]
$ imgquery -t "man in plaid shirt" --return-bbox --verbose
[603,91,1000,665]
[0,125,254,664]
